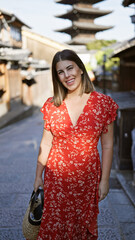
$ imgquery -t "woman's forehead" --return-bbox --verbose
[56,60,75,69]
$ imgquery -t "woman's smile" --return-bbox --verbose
[66,78,75,86]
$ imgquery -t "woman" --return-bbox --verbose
[34,49,118,240]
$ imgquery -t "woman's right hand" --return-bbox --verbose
[34,177,44,192]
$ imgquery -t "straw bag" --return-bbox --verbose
[22,188,44,240]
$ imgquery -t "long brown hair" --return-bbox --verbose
[51,49,95,106]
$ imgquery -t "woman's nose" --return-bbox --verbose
[64,70,69,78]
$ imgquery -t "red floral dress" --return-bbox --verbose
[37,91,118,240]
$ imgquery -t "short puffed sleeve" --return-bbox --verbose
[40,97,52,131]
[102,95,119,133]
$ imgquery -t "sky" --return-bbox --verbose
[0,0,135,43]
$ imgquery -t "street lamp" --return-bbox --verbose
[130,13,135,35]
[103,54,107,94]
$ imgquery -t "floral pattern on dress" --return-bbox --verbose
[38,91,119,240]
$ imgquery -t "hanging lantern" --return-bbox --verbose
[0,89,6,98]
[22,78,36,87]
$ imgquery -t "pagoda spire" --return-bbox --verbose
[55,0,113,45]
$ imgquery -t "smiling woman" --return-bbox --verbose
[32,49,119,240]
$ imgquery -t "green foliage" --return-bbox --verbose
[86,39,116,50]
[95,49,119,71]
[86,39,119,71]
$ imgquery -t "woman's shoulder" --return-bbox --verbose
[93,91,107,99]
[93,91,114,102]
[93,91,118,111]
[45,96,53,103]
[43,96,54,106]
[41,96,54,111]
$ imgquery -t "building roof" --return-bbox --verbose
[0,40,12,48]
[122,0,135,7]
[20,58,50,70]
[56,6,112,20]
[55,0,104,5]
[0,48,31,61]
[0,9,31,28]
[112,38,135,57]
[56,21,113,34]
[0,47,50,70]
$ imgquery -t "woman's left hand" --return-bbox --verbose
[98,179,109,201]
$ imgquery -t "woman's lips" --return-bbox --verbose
[66,79,75,86]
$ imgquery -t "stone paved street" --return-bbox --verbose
[0,111,135,240]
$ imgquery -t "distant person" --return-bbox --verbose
[33,49,118,240]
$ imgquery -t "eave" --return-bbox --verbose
[112,38,135,57]
[122,0,135,7]
[56,6,112,20]
[0,48,31,62]
[67,38,95,45]
[56,21,113,34]
[0,9,31,28]
[55,0,104,5]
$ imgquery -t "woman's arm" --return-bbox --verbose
[99,122,114,201]
[34,123,53,191]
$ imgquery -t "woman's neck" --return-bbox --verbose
[66,86,82,99]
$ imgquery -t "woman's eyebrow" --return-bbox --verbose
[66,64,73,69]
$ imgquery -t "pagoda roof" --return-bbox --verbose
[67,38,96,45]
[56,6,112,20]
[55,0,104,5]
[56,21,113,34]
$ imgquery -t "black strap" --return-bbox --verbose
[28,188,44,226]
[30,188,44,211]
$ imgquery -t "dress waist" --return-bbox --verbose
[52,136,98,153]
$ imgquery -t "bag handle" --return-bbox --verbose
[30,188,44,210]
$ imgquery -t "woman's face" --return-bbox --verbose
[56,60,83,93]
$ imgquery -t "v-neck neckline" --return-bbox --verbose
[64,91,94,128]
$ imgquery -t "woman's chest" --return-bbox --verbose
[49,102,105,137]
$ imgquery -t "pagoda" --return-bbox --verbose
[55,0,113,45]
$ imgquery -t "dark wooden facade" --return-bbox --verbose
[112,91,135,170]
[112,39,135,91]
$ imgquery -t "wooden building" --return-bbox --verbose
[0,48,31,116]
[0,9,30,48]
[0,9,31,116]
[55,0,113,45]
[0,10,51,116]
[112,38,135,91]
[112,91,135,170]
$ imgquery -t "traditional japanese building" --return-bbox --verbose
[55,0,113,45]
[0,9,30,48]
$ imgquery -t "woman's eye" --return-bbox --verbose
[58,71,63,75]
[68,67,73,71]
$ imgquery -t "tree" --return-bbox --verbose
[86,39,116,50]
[86,40,119,71]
